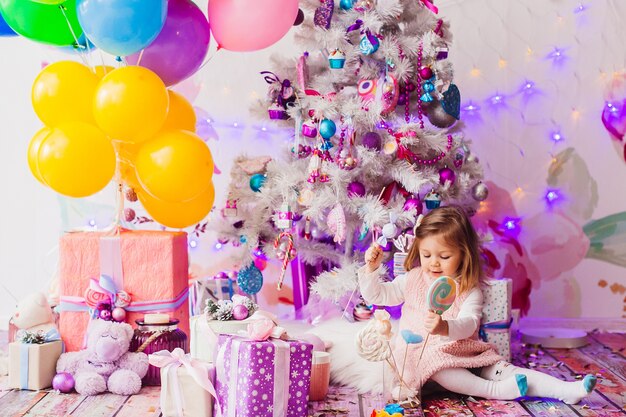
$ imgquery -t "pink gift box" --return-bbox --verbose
[58,230,189,352]
[215,334,313,417]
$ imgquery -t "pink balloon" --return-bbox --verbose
[127,0,210,86]
[208,0,298,52]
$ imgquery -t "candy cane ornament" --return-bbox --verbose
[274,232,296,290]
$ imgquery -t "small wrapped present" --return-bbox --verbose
[189,277,236,316]
[149,348,216,417]
[480,279,513,361]
[214,321,313,417]
[190,307,275,362]
[57,230,189,352]
[8,329,64,390]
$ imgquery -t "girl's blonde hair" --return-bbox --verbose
[403,205,484,294]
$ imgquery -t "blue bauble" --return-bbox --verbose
[238,264,264,295]
[319,119,336,139]
[250,174,266,192]
[340,0,354,10]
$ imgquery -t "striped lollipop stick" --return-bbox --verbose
[274,231,295,290]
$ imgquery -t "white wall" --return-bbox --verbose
[1,0,625,323]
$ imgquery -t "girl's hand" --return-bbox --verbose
[364,243,383,273]
[424,311,449,336]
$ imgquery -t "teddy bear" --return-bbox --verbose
[12,292,57,335]
[56,319,149,396]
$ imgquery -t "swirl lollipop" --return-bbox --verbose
[427,276,457,315]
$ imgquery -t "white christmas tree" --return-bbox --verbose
[214,0,487,312]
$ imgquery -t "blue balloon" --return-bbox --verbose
[77,0,167,56]
[0,10,16,37]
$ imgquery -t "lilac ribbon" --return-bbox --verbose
[149,348,218,417]
[346,19,363,34]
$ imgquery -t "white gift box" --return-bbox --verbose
[481,279,512,361]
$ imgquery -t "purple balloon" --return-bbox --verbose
[127,0,210,86]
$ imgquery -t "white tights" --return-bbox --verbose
[430,361,594,404]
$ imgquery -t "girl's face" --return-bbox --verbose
[418,234,462,279]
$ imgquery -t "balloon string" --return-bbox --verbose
[58,5,90,68]
[136,49,145,67]
[198,47,220,72]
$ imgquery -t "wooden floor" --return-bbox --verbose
[1,331,624,417]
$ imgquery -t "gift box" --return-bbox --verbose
[190,310,274,362]
[189,277,236,316]
[8,330,64,390]
[149,349,216,417]
[480,279,512,361]
[215,334,313,417]
[58,230,189,352]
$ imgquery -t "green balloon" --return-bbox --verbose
[0,0,82,46]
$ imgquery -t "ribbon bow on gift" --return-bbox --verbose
[84,274,131,313]
[16,328,61,345]
[246,318,289,341]
[149,348,218,417]
[479,317,513,342]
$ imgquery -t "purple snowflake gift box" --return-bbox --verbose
[214,334,313,417]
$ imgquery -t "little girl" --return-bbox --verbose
[359,205,597,404]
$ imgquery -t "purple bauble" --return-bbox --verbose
[232,304,249,320]
[403,197,423,215]
[361,131,382,151]
[347,181,366,197]
[53,372,75,393]
[419,66,433,80]
[438,166,456,185]
[99,309,112,321]
[111,307,126,322]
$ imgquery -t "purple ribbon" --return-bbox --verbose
[260,71,293,108]
[346,19,363,34]
[420,0,439,14]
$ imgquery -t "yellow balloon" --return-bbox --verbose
[93,66,169,143]
[27,127,51,185]
[139,183,215,228]
[31,61,99,126]
[135,130,214,203]
[93,65,115,79]
[162,90,196,132]
[37,122,116,198]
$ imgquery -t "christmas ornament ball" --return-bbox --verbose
[319,119,337,139]
[111,307,126,322]
[340,0,353,10]
[439,166,456,185]
[238,264,264,295]
[99,309,111,320]
[403,197,422,215]
[361,131,382,151]
[419,66,433,80]
[472,182,489,201]
[53,372,75,393]
[347,181,366,197]
[232,304,249,320]
[250,173,266,192]
[425,99,457,128]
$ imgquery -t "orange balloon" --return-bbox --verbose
[135,130,214,203]
[37,122,116,197]
[93,65,115,78]
[31,61,99,126]
[162,90,196,132]
[27,127,51,185]
[93,66,169,143]
[139,183,215,228]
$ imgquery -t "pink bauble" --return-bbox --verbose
[53,372,75,393]
[403,197,422,215]
[347,181,366,197]
[254,257,267,271]
[232,304,249,320]
[438,167,456,185]
[99,309,112,321]
[111,307,126,322]
[419,66,433,80]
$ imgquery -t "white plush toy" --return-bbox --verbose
[12,292,58,334]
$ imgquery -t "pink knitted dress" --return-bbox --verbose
[395,268,502,389]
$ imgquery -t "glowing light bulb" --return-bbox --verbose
[550,131,564,142]
[189,240,198,248]
[88,219,96,227]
